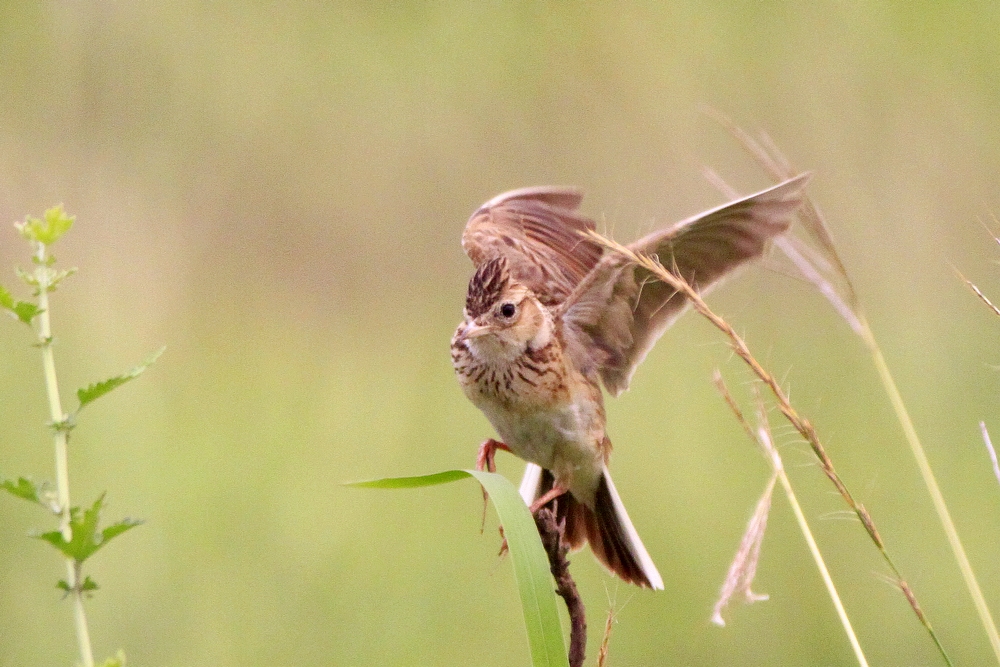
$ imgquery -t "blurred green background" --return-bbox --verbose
[1,2,999,665]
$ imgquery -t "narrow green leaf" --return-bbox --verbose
[0,476,42,504]
[350,469,471,489]
[32,493,143,563]
[349,470,569,667]
[0,285,41,324]
[77,346,166,410]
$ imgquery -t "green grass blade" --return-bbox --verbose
[349,469,569,667]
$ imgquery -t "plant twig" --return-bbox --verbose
[534,507,586,667]
[33,241,95,667]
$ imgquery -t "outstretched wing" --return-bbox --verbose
[461,186,604,306]
[562,173,810,395]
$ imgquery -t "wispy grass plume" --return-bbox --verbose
[708,111,1000,662]
[712,375,867,666]
[583,226,953,665]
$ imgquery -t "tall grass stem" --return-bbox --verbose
[861,322,1000,662]
[770,445,868,667]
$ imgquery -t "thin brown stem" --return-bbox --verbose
[534,506,586,667]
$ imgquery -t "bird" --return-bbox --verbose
[451,173,810,589]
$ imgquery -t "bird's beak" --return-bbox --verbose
[463,322,492,339]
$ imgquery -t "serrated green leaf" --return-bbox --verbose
[33,493,143,563]
[57,575,99,596]
[0,284,41,324]
[77,346,165,411]
[100,517,144,544]
[15,205,75,245]
[0,476,44,505]
[349,470,569,667]
[11,301,41,324]
[80,575,99,593]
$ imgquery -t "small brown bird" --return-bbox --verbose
[451,174,809,589]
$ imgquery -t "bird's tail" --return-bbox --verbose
[520,463,663,590]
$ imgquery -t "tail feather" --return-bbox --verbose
[519,463,663,590]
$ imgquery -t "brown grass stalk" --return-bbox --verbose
[707,113,999,663]
[957,268,1000,319]
[596,604,615,667]
[584,228,953,666]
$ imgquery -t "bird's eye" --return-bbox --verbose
[499,302,517,318]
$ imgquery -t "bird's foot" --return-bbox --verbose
[476,438,511,531]
[530,484,569,514]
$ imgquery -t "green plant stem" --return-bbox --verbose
[34,243,95,667]
[770,448,868,667]
[860,317,1000,662]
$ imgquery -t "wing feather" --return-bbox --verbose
[563,173,810,395]
[461,186,603,305]
[460,175,809,395]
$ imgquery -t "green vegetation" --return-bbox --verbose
[1,208,160,667]
[2,3,1000,665]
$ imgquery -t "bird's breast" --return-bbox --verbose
[452,330,606,482]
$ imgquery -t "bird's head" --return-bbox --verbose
[460,256,551,359]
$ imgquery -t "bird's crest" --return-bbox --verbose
[466,256,510,318]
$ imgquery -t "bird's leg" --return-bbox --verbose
[530,484,569,514]
[476,438,510,473]
[476,438,511,531]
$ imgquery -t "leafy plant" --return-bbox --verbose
[0,206,162,667]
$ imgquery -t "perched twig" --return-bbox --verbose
[534,507,586,667]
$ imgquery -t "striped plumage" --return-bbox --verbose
[453,174,810,589]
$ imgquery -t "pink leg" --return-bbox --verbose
[476,439,510,531]
[530,484,569,514]
[476,438,510,473]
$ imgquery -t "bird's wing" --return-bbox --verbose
[562,173,810,395]
[461,186,604,307]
